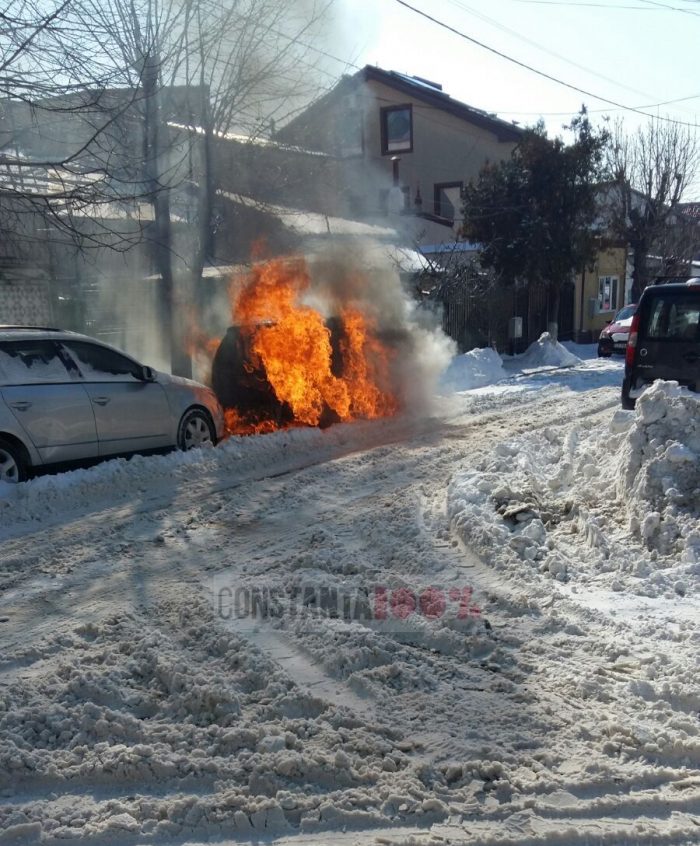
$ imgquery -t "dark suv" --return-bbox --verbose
[622,280,700,408]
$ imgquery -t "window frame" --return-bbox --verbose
[433,181,463,221]
[597,275,619,314]
[380,104,413,156]
[642,294,700,341]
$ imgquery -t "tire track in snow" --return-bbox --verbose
[11,381,694,845]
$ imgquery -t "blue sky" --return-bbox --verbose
[331,0,700,145]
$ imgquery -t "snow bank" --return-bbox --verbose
[0,417,416,538]
[618,381,700,565]
[439,347,506,393]
[439,333,581,396]
[562,340,598,361]
[512,332,582,370]
[448,381,700,597]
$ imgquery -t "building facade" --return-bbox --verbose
[573,244,632,341]
[275,66,523,246]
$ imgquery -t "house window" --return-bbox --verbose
[380,104,413,155]
[597,275,619,313]
[434,181,463,221]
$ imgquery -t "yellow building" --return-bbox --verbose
[573,244,632,341]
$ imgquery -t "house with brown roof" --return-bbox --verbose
[275,66,523,247]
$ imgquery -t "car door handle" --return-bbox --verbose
[92,397,111,406]
[10,401,32,411]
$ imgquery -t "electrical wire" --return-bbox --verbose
[495,91,700,118]
[442,0,660,102]
[391,0,700,127]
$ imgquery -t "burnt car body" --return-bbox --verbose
[211,318,409,427]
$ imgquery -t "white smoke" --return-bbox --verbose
[305,240,455,417]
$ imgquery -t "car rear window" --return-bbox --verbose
[643,294,700,341]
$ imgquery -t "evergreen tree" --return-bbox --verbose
[462,112,608,334]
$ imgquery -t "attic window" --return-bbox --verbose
[381,104,413,155]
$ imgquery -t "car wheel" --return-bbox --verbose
[0,438,28,483]
[597,344,611,358]
[621,378,636,410]
[177,408,216,451]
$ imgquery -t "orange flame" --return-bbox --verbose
[340,306,398,419]
[252,313,350,426]
[191,255,399,436]
[223,408,284,436]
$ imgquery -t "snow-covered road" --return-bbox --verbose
[1,354,698,846]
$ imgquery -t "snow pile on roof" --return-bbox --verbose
[448,381,700,598]
[512,332,582,370]
[220,191,398,239]
[439,347,506,393]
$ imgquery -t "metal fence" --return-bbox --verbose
[438,279,575,354]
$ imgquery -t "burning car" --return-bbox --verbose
[211,315,409,434]
[206,256,408,435]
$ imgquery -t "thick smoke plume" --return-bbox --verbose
[304,243,455,416]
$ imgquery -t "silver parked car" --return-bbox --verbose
[0,327,225,483]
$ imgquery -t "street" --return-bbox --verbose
[1,357,699,845]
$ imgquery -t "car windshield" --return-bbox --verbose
[614,304,636,322]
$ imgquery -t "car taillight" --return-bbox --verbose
[625,311,641,367]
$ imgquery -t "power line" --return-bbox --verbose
[391,0,700,127]
[495,91,700,117]
[508,0,694,9]
[442,0,661,102]
[637,0,700,17]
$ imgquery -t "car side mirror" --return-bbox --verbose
[605,319,612,324]
[141,365,156,382]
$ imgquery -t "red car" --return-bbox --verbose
[597,303,637,357]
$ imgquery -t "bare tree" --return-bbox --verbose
[0,1,154,259]
[1,1,334,371]
[606,117,700,299]
[68,0,334,374]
